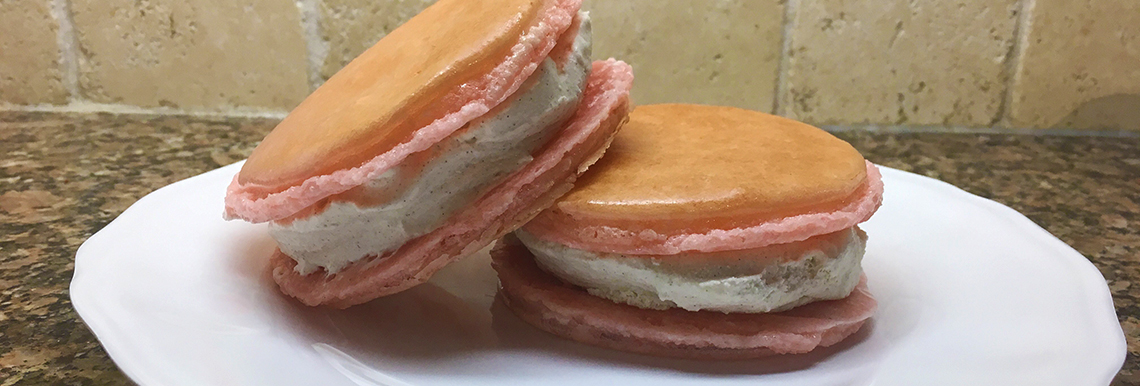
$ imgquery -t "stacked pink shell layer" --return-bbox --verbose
[224,0,583,224]
[523,161,885,255]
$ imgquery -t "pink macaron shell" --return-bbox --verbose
[523,161,885,255]
[492,233,876,359]
[224,0,583,224]
[272,60,634,308]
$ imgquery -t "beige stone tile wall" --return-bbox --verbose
[584,0,784,112]
[313,0,786,112]
[1,0,1138,130]
[1010,0,1140,130]
[0,0,66,105]
[780,0,1020,126]
[318,0,436,81]
[70,0,309,110]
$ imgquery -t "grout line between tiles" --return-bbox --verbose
[995,0,1036,127]
[822,124,1140,138]
[0,102,288,120]
[3,103,1135,137]
[297,0,330,91]
[51,0,80,102]
[772,0,800,116]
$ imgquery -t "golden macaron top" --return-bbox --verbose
[556,104,868,224]
[239,0,545,191]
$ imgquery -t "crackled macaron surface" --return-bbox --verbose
[524,104,884,255]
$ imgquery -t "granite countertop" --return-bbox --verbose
[1,111,1137,384]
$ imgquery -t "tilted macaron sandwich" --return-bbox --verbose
[493,104,884,358]
[224,0,633,308]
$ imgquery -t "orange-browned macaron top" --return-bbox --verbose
[239,0,545,191]
[555,104,867,227]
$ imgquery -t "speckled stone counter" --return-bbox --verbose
[1,111,1137,385]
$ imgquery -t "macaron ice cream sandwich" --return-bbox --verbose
[224,0,633,308]
[493,104,884,358]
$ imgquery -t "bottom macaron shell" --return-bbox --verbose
[491,234,877,360]
[271,59,633,308]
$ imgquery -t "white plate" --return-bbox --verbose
[72,163,1125,386]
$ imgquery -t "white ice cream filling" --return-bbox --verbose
[270,15,594,275]
[515,227,866,314]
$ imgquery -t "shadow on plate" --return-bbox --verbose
[276,281,500,360]
[225,231,498,361]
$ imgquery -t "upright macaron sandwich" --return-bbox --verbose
[493,104,884,358]
[224,0,633,308]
